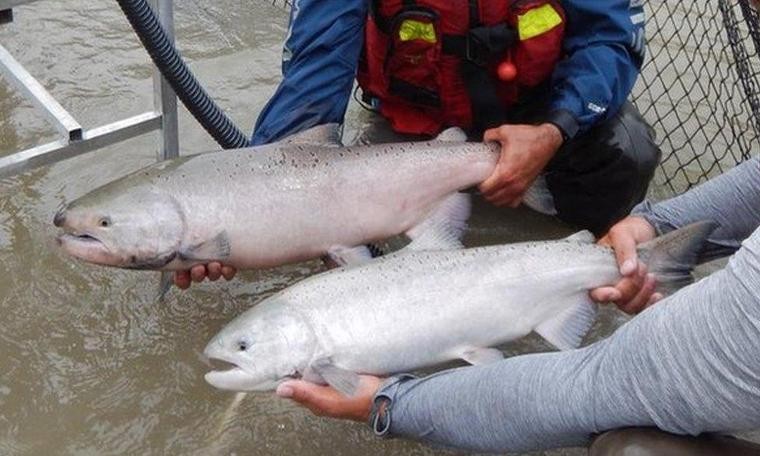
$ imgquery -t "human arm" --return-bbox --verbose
[545,0,645,136]
[480,0,645,206]
[591,157,760,311]
[251,0,367,144]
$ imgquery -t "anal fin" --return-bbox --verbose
[522,175,558,216]
[404,192,471,251]
[534,300,598,350]
[325,245,375,268]
[460,347,504,365]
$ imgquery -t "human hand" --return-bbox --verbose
[590,216,662,314]
[275,375,384,422]
[478,123,563,208]
[173,262,237,289]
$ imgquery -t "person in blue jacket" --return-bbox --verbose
[253,0,658,232]
[175,0,660,288]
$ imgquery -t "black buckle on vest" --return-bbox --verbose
[465,34,489,66]
[442,23,518,66]
[466,24,517,66]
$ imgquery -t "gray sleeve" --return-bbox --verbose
[374,227,760,454]
[632,157,760,261]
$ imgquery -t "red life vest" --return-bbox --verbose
[357,0,566,135]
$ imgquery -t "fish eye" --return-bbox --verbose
[99,217,112,228]
[238,340,248,351]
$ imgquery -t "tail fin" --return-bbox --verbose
[637,221,718,296]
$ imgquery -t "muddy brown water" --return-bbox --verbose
[0,1,757,455]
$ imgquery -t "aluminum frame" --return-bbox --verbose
[0,0,179,178]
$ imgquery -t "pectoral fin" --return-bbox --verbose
[178,231,231,262]
[157,271,173,302]
[534,300,598,350]
[310,357,360,396]
[460,347,504,365]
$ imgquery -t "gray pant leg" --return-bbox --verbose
[633,157,760,262]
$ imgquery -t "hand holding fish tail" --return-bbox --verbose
[478,124,562,208]
[275,376,383,422]
[590,216,660,314]
[173,262,237,290]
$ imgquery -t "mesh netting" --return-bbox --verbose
[631,0,760,195]
[269,0,292,9]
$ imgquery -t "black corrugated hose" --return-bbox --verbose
[115,0,251,149]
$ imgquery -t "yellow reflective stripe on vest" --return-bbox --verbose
[517,4,562,41]
[398,19,437,43]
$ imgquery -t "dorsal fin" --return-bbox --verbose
[280,123,342,146]
[562,230,596,244]
[434,127,468,142]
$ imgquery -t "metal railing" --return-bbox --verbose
[0,0,179,178]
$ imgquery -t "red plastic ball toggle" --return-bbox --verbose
[497,61,518,82]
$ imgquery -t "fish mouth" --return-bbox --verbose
[203,347,282,392]
[56,232,118,266]
[60,232,101,243]
[204,367,258,391]
[204,358,268,391]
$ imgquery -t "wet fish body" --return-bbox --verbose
[54,126,497,270]
[204,222,715,393]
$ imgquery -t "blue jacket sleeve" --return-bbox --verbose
[547,0,646,135]
[251,0,367,145]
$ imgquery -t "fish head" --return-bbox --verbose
[55,184,184,269]
[203,304,315,392]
